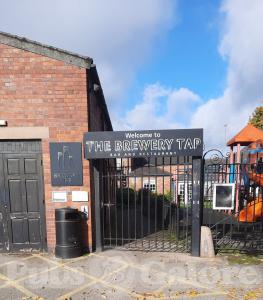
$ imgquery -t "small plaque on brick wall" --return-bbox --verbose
[52,191,68,202]
[50,142,83,186]
[72,191,88,202]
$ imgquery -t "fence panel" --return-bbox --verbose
[203,150,263,254]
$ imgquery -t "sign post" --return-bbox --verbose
[191,157,203,257]
[84,128,203,255]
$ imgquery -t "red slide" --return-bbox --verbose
[239,198,263,222]
[248,172,263,186]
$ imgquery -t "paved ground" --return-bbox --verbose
[0,250,262,300]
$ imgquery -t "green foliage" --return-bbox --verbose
[164,191,173,201]
[248,106,263,129]
[116,188,135,206]
[116,187,172,207]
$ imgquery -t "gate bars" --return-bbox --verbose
[92,156,202,256]
[202,150,263,254]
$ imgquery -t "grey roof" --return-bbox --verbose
[0,31,93,68]
[131,157,191,170]
[131,166,171,176]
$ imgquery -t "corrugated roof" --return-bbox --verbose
[227,124,263,146]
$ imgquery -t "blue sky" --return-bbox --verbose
[0,0,262,148]
[128,0,227,108]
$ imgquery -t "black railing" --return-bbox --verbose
[202,150,263,254]
[101,157,193,252]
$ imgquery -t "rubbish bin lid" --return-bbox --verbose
[55,207,80,221]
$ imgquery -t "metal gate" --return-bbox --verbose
[0,141,46,252]
[203,150,263,254]
[101,157,193,252]
[85,129,203,255]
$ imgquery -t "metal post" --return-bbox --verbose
[191,156,202,257]
[93,160,103,251]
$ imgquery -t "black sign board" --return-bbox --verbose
[50,142,83,186]
[84,129,203,159]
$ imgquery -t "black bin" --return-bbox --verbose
[55,207,82,259]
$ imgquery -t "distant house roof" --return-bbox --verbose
[131,157,191,170]
[227,124,263,147]
[131,166,171,177]
[0,31,93,68]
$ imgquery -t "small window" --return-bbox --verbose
[178,182,192,203]
[143,179,156,192]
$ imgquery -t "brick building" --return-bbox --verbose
[118,157,192,204]
[0,32,112,253]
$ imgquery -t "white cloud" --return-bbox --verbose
[121,0,263,150]
[191,0,263,149]
[0,0,176,108]
[117,83,201,130]
[1,0,262,151]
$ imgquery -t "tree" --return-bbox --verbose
[248,106,263,130]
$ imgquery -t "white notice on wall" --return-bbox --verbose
[52,191,67,202]
[72,191,88,202]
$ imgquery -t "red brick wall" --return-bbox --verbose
[0,43,102,251]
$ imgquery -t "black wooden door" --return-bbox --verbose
[0,151,46,251]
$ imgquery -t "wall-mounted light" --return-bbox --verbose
[0,120,7,127]
[93,84,101,92]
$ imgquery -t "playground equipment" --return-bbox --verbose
[239,197,263,222]
[248,172,263,186]
[238,140,263,223]
[205,128,263,253]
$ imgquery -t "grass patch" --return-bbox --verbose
[224,253,263,265]
[168,233,179,242]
